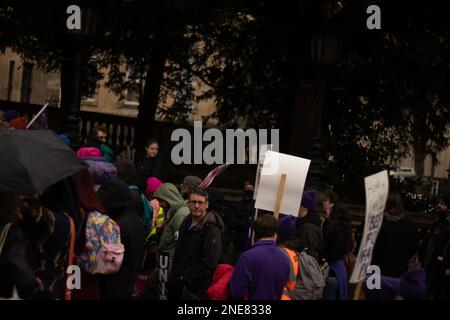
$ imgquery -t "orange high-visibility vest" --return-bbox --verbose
[280,247,299,300]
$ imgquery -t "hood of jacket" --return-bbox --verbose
[97,177,134,219]
[296,209,322,227]
[153,183,186,220]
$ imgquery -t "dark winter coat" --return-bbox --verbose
[135,154,163,190]
[0,222,36,298]
[20,206,72,300]
[168,211,224,300]
[420,212,450,273]
[231,190,255,253]
[97,178,145,300]
[295,210,323,262]
[322,222,351,263]
[372,213,418,277]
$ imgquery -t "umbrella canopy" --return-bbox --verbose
[0,128,87,194]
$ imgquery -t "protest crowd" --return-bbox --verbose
[1,109,450,301]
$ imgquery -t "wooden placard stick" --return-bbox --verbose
[353,281,363,300]
[251,208,259,245]
[273,173,287,219]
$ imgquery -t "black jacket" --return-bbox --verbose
[295,211,323,262]
[0,222,36,298]
[232,190,255,232]
[322,224,350,263]
[168,211,224,299]
[372,213,418,277]
[135,154,163,190]
[419,212,450,273]
[97,178,145,300]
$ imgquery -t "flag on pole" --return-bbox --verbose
[199,164,230,189]
[26,103,49,130]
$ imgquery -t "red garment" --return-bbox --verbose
[207,264,234,300]
[10,116,27,130]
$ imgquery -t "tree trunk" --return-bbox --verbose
[278,0,314,155]
[414,147,426,179]
[135,38,167,151]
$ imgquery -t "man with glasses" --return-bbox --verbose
[168,187,224,300]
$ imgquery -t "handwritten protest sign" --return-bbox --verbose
[349,170,389,283]
[254,151,310,216]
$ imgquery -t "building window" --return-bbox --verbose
[124,67,141,106]
[20,63,33,103]
[7,61,15,101]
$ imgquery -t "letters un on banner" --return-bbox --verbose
[349,170,389,283]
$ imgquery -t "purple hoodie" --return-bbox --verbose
[229,240,290,300]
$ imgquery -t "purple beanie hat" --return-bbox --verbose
[301,190,317,211]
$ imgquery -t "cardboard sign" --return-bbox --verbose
[253,144,272,200]
[254,151,310,216]
[349,170,389,283]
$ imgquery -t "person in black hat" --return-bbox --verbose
[96,178,145,299]
[420,193,450,299]
[179,175,202,200]
[372,192,418,278]
[295,190,323,263]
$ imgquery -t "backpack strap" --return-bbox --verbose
[64,215,76,301]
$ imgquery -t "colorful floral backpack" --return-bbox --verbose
[77,211,124,274]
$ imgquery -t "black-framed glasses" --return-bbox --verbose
[189,200,206,206]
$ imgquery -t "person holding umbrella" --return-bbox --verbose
[1,128,87,299]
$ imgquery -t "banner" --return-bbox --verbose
[158,251,170,300]
[349,170,389,283]
[26,103,48,130]
[199,163,230,189]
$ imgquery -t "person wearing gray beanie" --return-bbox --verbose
[180,175,202,199]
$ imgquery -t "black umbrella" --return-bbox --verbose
[0,128,87,194]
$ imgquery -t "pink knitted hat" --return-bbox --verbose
[76,147,101,159]
[146,177,163,196]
